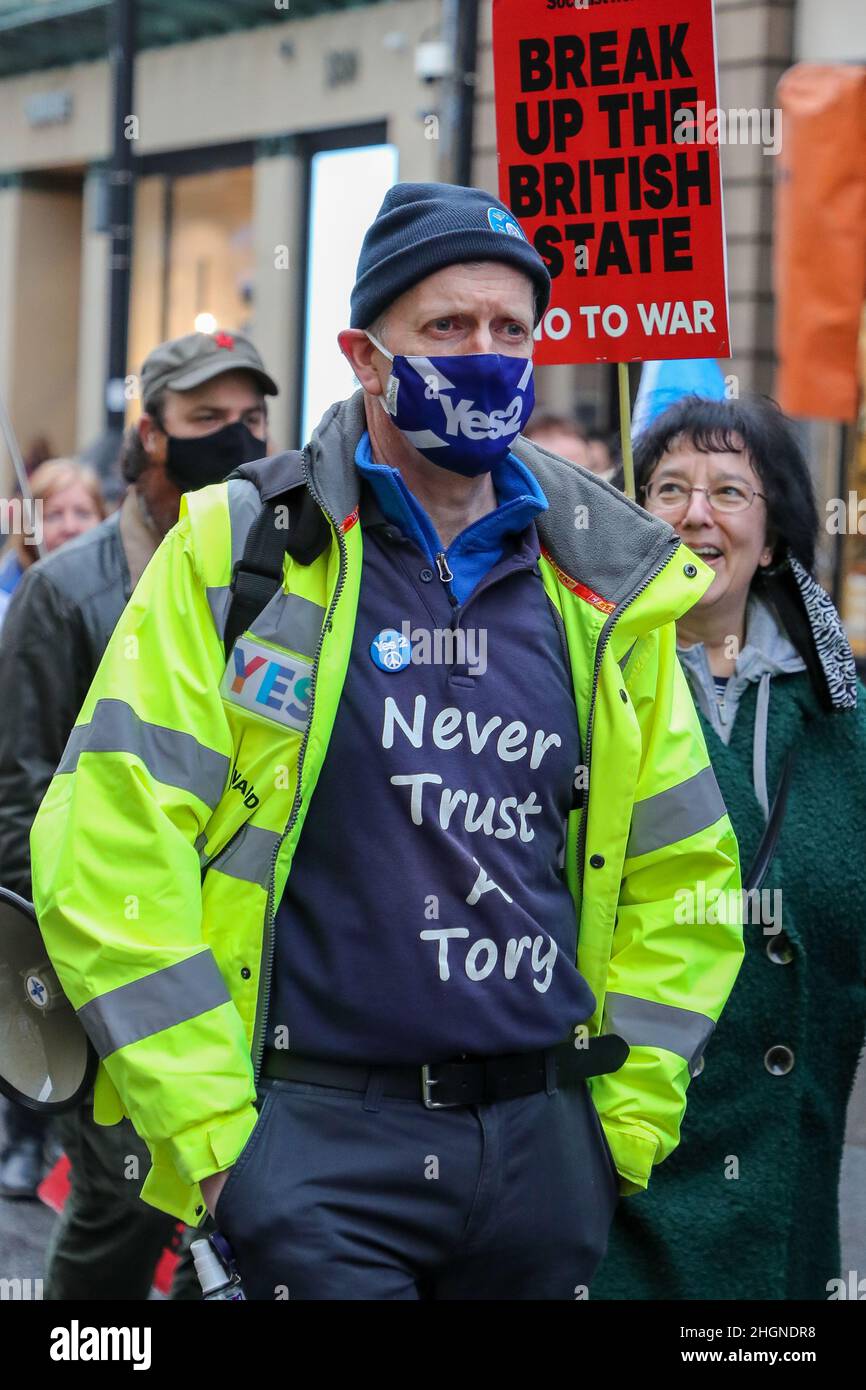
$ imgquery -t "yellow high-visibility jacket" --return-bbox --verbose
[30,389,743,1225]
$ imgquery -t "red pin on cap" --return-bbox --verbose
[140,330,279,401]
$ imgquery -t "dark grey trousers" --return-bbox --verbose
[43,1101,205,1301]
[214,1071,620,1300]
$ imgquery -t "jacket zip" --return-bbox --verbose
[250,447,349,1084]
[435,551,454,584]
[575,539,682,895]
[436,551,460,611]
[249,496,679,1072]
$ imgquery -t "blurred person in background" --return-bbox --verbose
[593,395,866,1301]
[523,412,618,482]
[77,427,127,514]
[0,459,105,636]
[585,428,617,482]
[523,409,591,471]
[0,329,279,1298]
[22,435,56,477]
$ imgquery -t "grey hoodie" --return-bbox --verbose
[676,594,805,821]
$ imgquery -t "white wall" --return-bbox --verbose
[796,0,866,61]
[0,1,444,460]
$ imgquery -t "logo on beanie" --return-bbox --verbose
[487,208,527,241]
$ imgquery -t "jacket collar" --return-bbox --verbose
[240,389,704,631]
[309,390,689,612]
[119,487,162,592]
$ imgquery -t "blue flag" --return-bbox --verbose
[632,359,728,438]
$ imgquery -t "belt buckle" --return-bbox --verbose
[421,1063,461,1110]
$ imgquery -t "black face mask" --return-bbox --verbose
[161,419,267,492]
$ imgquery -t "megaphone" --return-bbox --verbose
[0,885,97,1113]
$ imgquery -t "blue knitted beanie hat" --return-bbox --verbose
[350,182,551,329]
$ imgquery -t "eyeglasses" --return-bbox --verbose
[643,480,767,516]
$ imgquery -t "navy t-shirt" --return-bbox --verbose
[266,474,595,1064]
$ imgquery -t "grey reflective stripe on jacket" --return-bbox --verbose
[626,764,726,858]
[249,590,325,660]
[57,697,230,810]
[207,822,281,885]
[78,952,232,1058]
[604,991,715,1068]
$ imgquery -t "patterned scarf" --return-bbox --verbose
[787,554,859,711]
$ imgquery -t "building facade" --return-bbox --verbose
[0,0,863,587]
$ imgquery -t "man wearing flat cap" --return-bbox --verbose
[32,185,742,1300]
[2,330,277,1297]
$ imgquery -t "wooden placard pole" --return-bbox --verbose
[618,363,636,501]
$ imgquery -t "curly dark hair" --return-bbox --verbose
[629,394,819,571]
[624,393,830,705]
[121,389,167,484]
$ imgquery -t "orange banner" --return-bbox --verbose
[775,65,866,422]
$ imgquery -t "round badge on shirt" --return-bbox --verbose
[370,628,412,672]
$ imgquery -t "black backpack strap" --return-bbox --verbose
[742,746,796,893]
[223,485,331,659]
[223,499,290,658]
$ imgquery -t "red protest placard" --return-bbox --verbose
[493,0,731,365]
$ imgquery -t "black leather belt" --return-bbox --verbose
[262,1034,629,1109]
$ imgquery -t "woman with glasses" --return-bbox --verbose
[592,394,866,1301]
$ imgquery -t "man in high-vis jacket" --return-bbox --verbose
[31,183,743,1301]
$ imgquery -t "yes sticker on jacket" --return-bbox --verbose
[221,635,312,731]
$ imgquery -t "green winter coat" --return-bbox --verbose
[592,641,866,1301]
